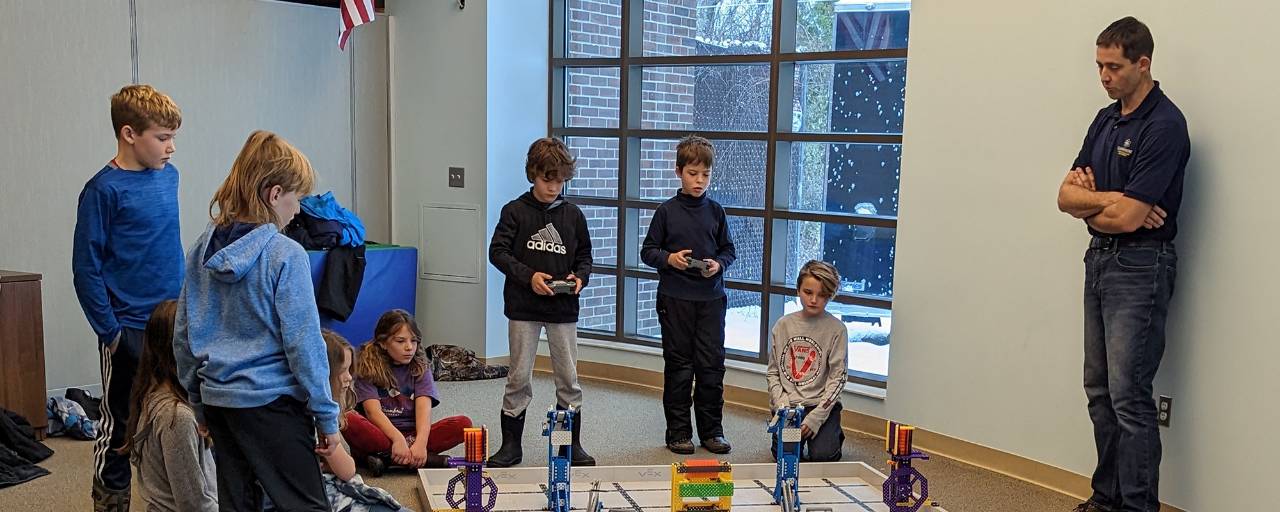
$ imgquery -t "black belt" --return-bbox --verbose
[1088,236,1172,250]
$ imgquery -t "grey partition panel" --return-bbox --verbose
[352,19,390,243]
[0,0,135,393]
[134,0,355,243]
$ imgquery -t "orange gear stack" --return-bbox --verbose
[463,427,488,463]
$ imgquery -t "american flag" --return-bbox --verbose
[838,11,892,81]
[338,0,376,50]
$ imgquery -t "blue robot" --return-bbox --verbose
[543,407,576,512]
[768,406,805,512]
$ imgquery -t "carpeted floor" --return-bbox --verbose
[0,374,1079,511]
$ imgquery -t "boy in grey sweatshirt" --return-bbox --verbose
[765,260,848,462]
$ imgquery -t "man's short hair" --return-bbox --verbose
[111,84,181,138]
[675,135,714,170]
[525,137,576,182]
[1097,16,1154,63]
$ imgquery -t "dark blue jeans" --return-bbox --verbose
[1083,238,1176,512]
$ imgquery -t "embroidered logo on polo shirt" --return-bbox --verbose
[1116,138,1133,158]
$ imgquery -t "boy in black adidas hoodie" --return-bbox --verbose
[641,135,737,455]
[487,137,595,468]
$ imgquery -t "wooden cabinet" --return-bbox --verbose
[0,270,48,439]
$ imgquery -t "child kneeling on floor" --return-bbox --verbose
[765,260,848,462]
[123,299,217,512]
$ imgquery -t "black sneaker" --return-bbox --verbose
[700,436,732,454]
[1072,501,1114,512]
[364,455,386,477]
[666,439,695,454]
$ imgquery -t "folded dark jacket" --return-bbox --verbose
[0,408,52,463]
[0,407,52,489]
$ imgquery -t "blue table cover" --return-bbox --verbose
[307,245,416,348]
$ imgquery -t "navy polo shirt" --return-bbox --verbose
[1072,82,1190,241]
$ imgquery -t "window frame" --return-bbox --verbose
[549,0,906,387]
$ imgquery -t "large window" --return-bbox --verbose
[553,0,909,385]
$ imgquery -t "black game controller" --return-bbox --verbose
[547,279,577,295]
[684,257,709,273]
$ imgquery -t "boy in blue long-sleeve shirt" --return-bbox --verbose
[641,135,736,455]
[72,84,183,511]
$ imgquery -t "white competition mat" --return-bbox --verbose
[418,462,945,512]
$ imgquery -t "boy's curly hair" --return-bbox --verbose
[525,137,576,183]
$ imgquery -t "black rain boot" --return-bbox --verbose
[566,406,596,466]
[487,410,525,467]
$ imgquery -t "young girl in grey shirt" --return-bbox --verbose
[122,300,217,512]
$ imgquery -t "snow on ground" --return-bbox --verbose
[724,300,890,377]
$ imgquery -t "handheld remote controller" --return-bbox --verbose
[547,279,577,295]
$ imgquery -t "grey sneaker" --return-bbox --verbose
[92,479,130,512]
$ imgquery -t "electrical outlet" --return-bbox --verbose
[1157,395,1173,427]
[448,167,465,188]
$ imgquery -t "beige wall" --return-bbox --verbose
[886,1,1278,509]
[353,18,392,244]
[0,0,389,396]
[386,0,491,354]
[0,0,134,398]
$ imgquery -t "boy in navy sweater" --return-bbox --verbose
[72,84,183,511]
[641,135,736,455]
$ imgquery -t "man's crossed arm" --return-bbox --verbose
[1057,166,1166,234]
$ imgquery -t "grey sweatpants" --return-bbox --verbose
[502,320,584,416]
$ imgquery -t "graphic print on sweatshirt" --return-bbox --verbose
[527,223,567,254]
[781,336,823,387]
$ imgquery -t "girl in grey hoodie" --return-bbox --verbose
[121,299,217,512]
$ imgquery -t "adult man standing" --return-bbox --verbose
[1056,16,1189,512]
